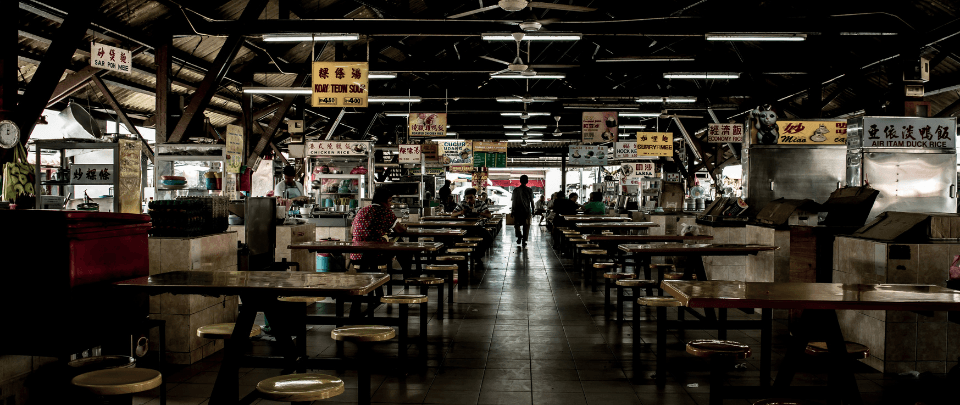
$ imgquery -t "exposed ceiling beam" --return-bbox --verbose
[90,75,155,162]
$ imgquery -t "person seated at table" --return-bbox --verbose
[550,193,579,229]
[568,193,581,210]
[583,192,606,215]
[450,188,493,257]
[350,186,409,271]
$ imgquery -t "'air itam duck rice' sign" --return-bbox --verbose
[860,117,955,149]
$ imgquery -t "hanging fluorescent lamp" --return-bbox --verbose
[507,139,543,142]
[635,96,697,103]
[262,33,361,42]
[620,125,647,129]
[383,112,411,117]
[504,125,548,129]
[491,72,566,80]
[501,112,551,117]
[368,72,398,79]
[368,96,422,103]
[446,131,458,136]
[705,33,806,41]
[496,96,558,103]
[663,72,740,79]
[506,132,544,136]
[596,56,695,62]
[242,87,312,95]
[482,33,582,41]
[619,112,662,117]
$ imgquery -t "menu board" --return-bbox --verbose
[636,132,673,156]
[614,141,639,159]
[311,61,368,107]
[306,141,370,156]
[90,42,132,74]
[861,117,955,149]
[707,123,744,143]
[69,164,116,185]
[582,112,618,144]
[399,144,421,164]
[775,121,847,145]
[621,162,655,186]
[474,141,508,168]
[435,139,473,172]
[568,145,608,165]
[409,113,447,137]
[225,124,243,173]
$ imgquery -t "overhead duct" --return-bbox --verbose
[59,102,104,140]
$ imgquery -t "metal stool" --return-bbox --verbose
[256,374,344,404]
[615,279,658,322]
[638,296,683,385]
[381,294,429,363]
[405,277,445,320]
[580,249,609,290]
[686,340,752,405]
[72,368,162,402]
[602,271,636,317]
[436,253,469,284]
[422,264,458,304]
[331,326,396,405]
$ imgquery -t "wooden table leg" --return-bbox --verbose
[209,299,256,405]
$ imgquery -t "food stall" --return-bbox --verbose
[303,140,373,241]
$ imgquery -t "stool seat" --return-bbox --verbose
[753,399,812,405]
[581,249,607,255]
[662,272,685,280]
[686,339,752,359]
[593,263,618,270]
[436,255,467,261]
[575,243,600,249]
[381,294,428,304]
[446,248,473,254]
[463,237,484,242]
[197,323,262,339]
[419,237,435,242]
[67,355,135,371]
[455,242,478,247]
[617,279,658,287]
[804,341,870,359]
[425,264,458,271]
[331,325,397,342]
[603,271,637,279]
[637,296,682,307]
[71,368,162,396]
[406,277,444,285]
[256,374,345,402]
[278,296,325,303]
[650,264,676,270]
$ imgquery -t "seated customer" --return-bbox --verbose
[350,187,409,271]
[582,192,606,215]
[451,188,493,257]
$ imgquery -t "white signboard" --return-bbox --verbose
[399,144,421,164]
[90,42,132,74]
[434,139,473,172]
[621,162,655,186]
[707,123,744,143]
[614,142,638,159]
[568,145,608,166]
[70,164,116,185]
[306,141,370,156]
[861,117,956,149]
[582,112,618,144]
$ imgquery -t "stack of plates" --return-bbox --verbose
[161,176,188,189]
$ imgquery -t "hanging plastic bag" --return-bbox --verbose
[679,222,702,237]
[2,143,36,202]
[949,255,960,280]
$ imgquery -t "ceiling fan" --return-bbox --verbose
[551,115,580,137]
[482,33,577,75]
[449,0,596,19]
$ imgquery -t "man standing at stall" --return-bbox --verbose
[438,179,452,210]
[511,175,536,247]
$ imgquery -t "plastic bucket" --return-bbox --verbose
[316,254,329,272]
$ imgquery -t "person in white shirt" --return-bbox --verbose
[273,166,307,201]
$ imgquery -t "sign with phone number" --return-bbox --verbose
[311,62,368,107]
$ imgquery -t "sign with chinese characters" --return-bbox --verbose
[474,141,508,168]
[399,144,422,164]
[408,113,447,137]
[411,166,445,176]
[621,162,655,186]
[861,117,956,149]
[434,139,473,172]
[311,62,368,107]
[707,123,744,143]
[614,141,639,159]
[90,42,131,74]
[568,145,608,166]
[118,140,141,214]
[636,132,674,156]
[666,173,681,182]
[306,141,371,156]
[582,112,618,144]
[225,124,243,173]
[774,120,847,145]
[422,143,439,163]
[472,167,489,188]
[70,164,116,185]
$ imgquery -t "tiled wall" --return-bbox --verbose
[745,225,791,283]
[698,224,746,281]
[148,232,239,364]
[0,356,57,404]
[833,236,960,373]
[229,224,323,272]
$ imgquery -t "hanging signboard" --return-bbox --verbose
[474,141,508,168]
[568,145,608,166]
[399,144,421,164]
[408,113,447,137]
[636,132,674,157]
[861,117,955,149]
[411,166,445,176]
[582,112,618,144]
[70,164,116,185]
[666,173,681,182]
[90,42,132,74]
[306,141,370,156]
[707,123,744,143]
[472,167,489,188]
[621,162,656,186]
[422,143,439,162]
[614,141,640,159]
[435,139,473,172]
[225,124,243,173]
[118,139,141,214]
[311,62,368,107]
[770,120,847,145]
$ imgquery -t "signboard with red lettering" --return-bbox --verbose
[861,117,955,149]
[90,42,131,74]
[582,112,618,144]
[408,113,447,137]
[435,139,473,172]
[775,120,847,145]
[707,123,744,143]
[621,162,655,186]
[306,141,371,156]
[614,142,639,159]
[636,132,673,157]
[399,144,421,164]
[311,62,368,107]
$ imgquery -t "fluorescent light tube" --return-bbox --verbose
[262,34,360,42]
[505,132,544,136]
[705,33,806,41]
[619,112,662,117]
[242,87,312,95]
[496,97,557,103]
[368,72,397,79]
[482,33,582,41]
[635,96,697,103]
[501,112,551,116]
[446,131,457,136]
[620,125,647,129]
[507,139,543,142]
[384,112,410,117]
[368,96,422,103]
[597,56,695,62]
[503,125,548,129]
[491,73,566,79]
[664,72,740,79]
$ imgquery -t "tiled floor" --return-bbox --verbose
[134,225,957,405]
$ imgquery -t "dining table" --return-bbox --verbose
[561,215,626,222]
[574,221,659,235]
[402,220,485,229]
[661,280,960,404]
[113,271,391,405]
[396,228,468,242]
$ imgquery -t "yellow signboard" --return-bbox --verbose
[311,62,368,107]
[636,132,673,157]
[409,113,447,137]
[751,120,847,145]
[225,124,243,173]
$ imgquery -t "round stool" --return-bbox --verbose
[256,374,345,402]
[616,279,658,322]
[197,323,262,339]
[406,277,446,320]
[72,368,162,396]
[331,326,396,405]
[602,271,636,315]
[638,296,681,307]
[67,355,136,371]
[278,296,326,304]
[437,253,471,282]
[581,249,609,290]
[686,340,752,405]
[420,237,435,242]
[455,242,478,248]
[805,341,870,359]
[423,264,458,305]
[639,295,683,385]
